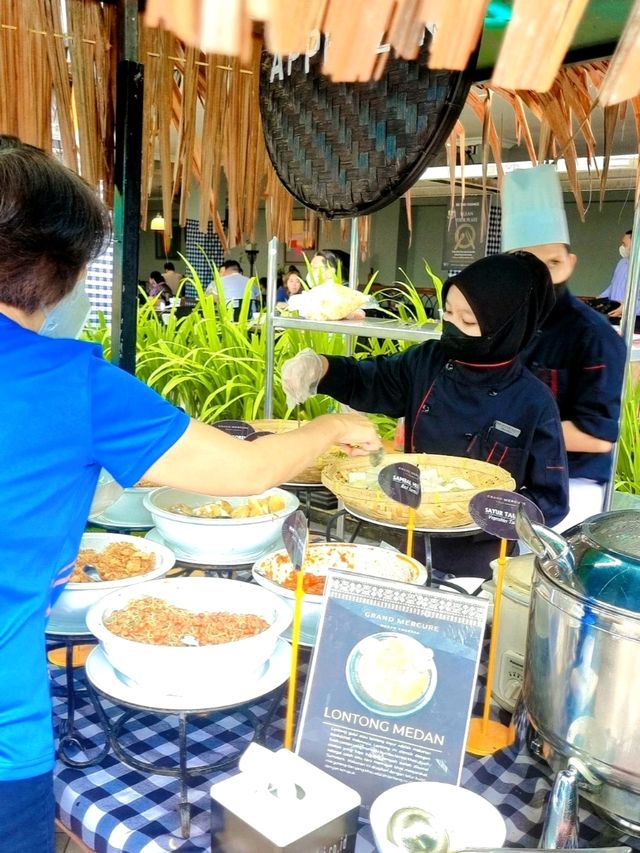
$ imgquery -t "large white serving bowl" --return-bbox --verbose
[252,543,428,645]
[85,576,292,695]
[143,487,299,563]
[369,781,507,853]
[47,532,176,635]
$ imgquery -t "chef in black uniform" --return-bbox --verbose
[282,252,569,577]
[501,165,626,530]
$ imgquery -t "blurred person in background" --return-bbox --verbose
[598,229,640,332]
[0,135,381,853]
[501,165,626,528]
[162,261,182,296]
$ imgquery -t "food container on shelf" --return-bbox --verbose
[523,510,640,834]
[484,553,536,711]
[47,532,176,634]
[252,542,428,645]
[143,487,299,563]
[321,453,515,529]
[85,576,292,695]
[249,419,344,485]
[369,781,507,853]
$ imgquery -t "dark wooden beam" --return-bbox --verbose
[111,0,143,374]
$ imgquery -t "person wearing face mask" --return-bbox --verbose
[282,252,569,576]
[501,165,626,529]
[597,229,640,332]
[0,136,383,853]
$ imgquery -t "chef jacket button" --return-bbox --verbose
[488,389,498,397]
[445,361,454,371]
[422,404,431,413]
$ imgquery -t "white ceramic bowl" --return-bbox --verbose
[369,781,507,853]
[91,485,156,527]
[252,543,428,644]
[85,577,292,695]
[47,532,176,634]
[143,487,299,563]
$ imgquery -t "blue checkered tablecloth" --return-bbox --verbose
[52,650,639,853]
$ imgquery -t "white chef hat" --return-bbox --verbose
[501,164,570,252]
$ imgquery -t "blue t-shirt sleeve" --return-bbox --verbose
[87,351,190,487]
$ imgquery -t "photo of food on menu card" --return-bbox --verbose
[296,570,487,811]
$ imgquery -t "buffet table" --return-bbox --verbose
[51,649,638,853]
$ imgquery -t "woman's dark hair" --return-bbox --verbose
[314,249,350,281]
[0,135,111,312]
[149,270,166,284]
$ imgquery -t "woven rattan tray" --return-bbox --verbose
[321,453,515,529]
[249,419,344,485]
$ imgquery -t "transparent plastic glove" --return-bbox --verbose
[281,349,324,408]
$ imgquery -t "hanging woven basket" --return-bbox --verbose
[259,33,478,218]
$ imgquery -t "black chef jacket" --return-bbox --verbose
[319,343,569,576]
[522,288,626,483]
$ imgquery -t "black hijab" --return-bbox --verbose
[440,252,555,364]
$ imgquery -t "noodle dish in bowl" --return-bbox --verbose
[252,543,427,645]
[143,486,299,563]
[47,532,176,634]
[85,576,292,695]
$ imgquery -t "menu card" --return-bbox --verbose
[296,570,487,811]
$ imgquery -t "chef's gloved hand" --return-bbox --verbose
[281,349,325,408]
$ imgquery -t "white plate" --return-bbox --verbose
[144,527,271,567]
[85,638,291,712]
[281,624,315,648]
[370,781,507,853]
[344,504,480,536]
[88,511,154,531]
[45,617,94,637]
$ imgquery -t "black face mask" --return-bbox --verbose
[440,321,494,362]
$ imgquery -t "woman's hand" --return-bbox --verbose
[317,413,382,456]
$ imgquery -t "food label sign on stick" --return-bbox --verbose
[214,419,256,440]
[378,462,422,509]
[468,489,543,540]
[296,571,488,813]
[245,430,273,441]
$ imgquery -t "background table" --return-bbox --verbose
[52,649,639,853]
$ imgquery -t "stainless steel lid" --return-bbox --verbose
[581,510,640,561]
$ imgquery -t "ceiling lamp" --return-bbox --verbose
[150,213,165,231]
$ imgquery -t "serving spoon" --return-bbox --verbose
[81,564,101,582]
[386,806,630,853]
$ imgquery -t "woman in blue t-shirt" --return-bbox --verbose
[0,136,382,853]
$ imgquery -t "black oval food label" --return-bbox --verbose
[214,420,256,440]
[469,489,544,540]
[378,462,422,509]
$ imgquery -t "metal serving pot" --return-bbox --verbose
[523,510,640,835]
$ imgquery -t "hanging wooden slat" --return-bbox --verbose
[491,0,589,93]
[424,0,489,71]
[321,0,395,83]
[37,0,78,173]
[157,28,176,243]
[197,52,228,234]
[387,0,426,61]
[598,0,640,106]
[173,45,199,225]
[261,0,327,57]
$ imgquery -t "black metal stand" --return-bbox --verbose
[48,634,108,768]
[172,559,254,579]
[86,678,285,838]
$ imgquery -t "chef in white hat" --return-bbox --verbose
[501,164,626,529]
